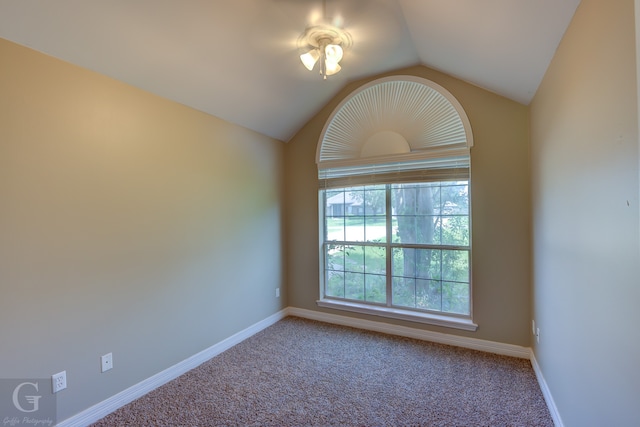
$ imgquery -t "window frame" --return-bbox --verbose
[317,180,477,331]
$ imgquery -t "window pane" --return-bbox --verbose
[441,184,469,215]
[344,245,365,273]
[441,216,469,246]
[442,281,469,314]
[347,188,365,216]
[416,279,442,311]
[326,190,345,241]
[416,215,437,245]
[326,217,345,241]
[365,215,386,243]
[392,276,415,307]
[364,246,386,275]
[442,250,469,282]
[392,184,417,214]
[345,216,365,241]
[415,248,440,280]
[326,244,345,271]
[365,274,386,303]
[392,247,415,277]
[326,271,344,298]
[393,215,416,244]
[326,190,344,218]
[364,187,386,215]
[345,272,364,300]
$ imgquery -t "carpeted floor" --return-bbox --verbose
[92,316,553,426]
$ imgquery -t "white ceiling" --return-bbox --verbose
[0,0,580,142]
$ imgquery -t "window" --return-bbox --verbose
[315,76,475,330]
[319,179,474,329]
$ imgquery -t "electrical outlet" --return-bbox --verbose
[536,327,540,344]
[52,371,67,393]
[275,288,280,298]
[101,353,113,372]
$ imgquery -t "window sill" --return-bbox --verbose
[316,299,478,332]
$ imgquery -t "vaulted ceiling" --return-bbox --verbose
[0,0,581,142]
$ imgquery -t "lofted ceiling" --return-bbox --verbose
[0,0,580,142]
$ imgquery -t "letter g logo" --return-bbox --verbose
[12,381,41,413]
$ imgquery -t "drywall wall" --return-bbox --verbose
[530,0,640,425]
[285,65,532,346]
[0,37,285,422]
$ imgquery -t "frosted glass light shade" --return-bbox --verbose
[325,61,341,75]
[300,49,320,71]
[324,44,343,63]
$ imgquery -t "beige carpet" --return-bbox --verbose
[92,316,553,426]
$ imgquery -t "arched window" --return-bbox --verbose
[317,76,477,331]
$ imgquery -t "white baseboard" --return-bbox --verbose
[57,309,288,427]
[286,306,531,359]
[530,350,564,427]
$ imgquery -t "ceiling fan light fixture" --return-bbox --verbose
[298,24,351,79]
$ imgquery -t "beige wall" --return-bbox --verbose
[0,38,285,421]
[285,65,532,345]
[530,0,640,425]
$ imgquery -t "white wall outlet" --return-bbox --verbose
[275,288,280,298]
[536,327,540,344]
[52,371,67,393]
[101,352,113,372]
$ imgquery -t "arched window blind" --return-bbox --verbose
[317,76,473,188]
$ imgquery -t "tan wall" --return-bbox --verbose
[285,65,532,345]
[0,38,285,421]
[530,0,640,425]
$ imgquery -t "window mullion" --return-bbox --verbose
[385,184,392,307]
